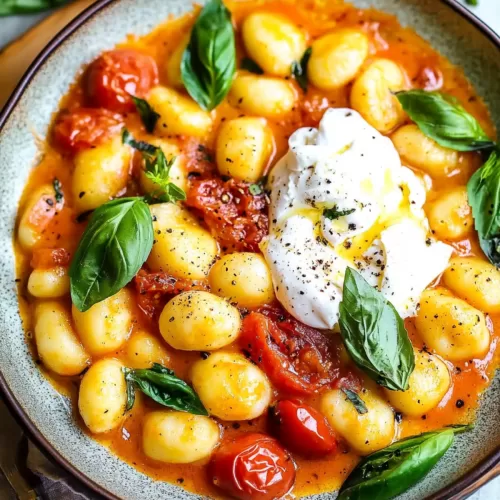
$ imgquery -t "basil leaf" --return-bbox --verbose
[324,207,356,220]
[396,90,494,152]
[124,363,207,415]
[131,95,160,133]
[181,0,236,111]
[69,197,153,312]
[342,388,368,415]
[466,0,478,6]
[52,178,63,203]
[241,57,264,75]
[291,47,312,92]
[122,129,157,154]
[339,267,415,391]
[338,426,471,499]
[467,149,500,266]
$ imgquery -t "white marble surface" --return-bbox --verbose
[0,0,498,498]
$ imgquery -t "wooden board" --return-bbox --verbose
[0,0,94,108]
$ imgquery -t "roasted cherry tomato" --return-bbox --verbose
[53,108,123,153]
[86,49,158,112]
[270,400,337,457]
[209,433,295,500]
[31,248,71,269]
[240,311,339,396]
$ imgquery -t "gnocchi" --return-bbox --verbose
[125,330,170,369]
[73,136,130,213]
[159,291,241,350]
[143,411,220,463]
[191,352,272,420]
[443,257,500,314]
[164,35,189,88]
[321,386,396,455]
[28,266,69,298]
[209,252,274,307]
[384,349,451,417]
[415,288,490,361]
[148,86,212,137]
[241,12,306,77]
[228,74,297,119]
[308,29,369,90]
[427,187,473,240]
[72,288,133,356]
[78,358,127,434]
[34,302,90,376]
[147,203,218,279]
[216,117,273,182]
[351,59,406,133]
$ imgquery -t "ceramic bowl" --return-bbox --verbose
[0,0,499,498]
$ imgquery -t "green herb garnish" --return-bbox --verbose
[124,363,207,415]
[241,57,264,75]
[323,207,356,220]
[291,47,312,92]
[131,95,160,133]
[342,388,368,415]
[52,178,63,203]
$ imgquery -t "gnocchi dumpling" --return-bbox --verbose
[78,358,127,434]
[308,29,369,90]
[228,74,297,119]
[351,59,406,133]
[72,288,133,356]
[209,252,274,307]
[241,12,306,77]
[147,203,218,279]
[384,349,451,417]
[391,124,470,179]
[216,117,273,182]
[159,291,241,351]
[191,352,272,421]
[148,86,212,137]
[321,386,396,455]
[443,257,500,314]
[143,411,220,463]
[73,136,130,213]
[18,184,59,250]
[427,187,473,241]
[125,330,170,369]
[28,266,70,298]
[164,35,189,89]
[34,302,90,376]
[415,288,490,361]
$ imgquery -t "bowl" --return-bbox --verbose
[0,0,499,498]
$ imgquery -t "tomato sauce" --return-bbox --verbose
[14,0,499,498]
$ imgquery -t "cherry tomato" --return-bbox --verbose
[269,400,337,457]
[209,433,295,500]
[53,108,123,153]
[31,248,71,269]
[86,49,158,112]
[240,311,339,396]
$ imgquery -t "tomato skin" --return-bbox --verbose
[86,49,158,112]
[270,400,337,457]
[209,433,296,500]
[53,108,123,153]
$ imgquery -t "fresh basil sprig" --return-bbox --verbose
[181,0,236,111]
[131,95,160,133]
[69,198,153,312]
[338,425,471,499]
[291,47,312,92]
[468,148,500,266]
[396,90,494,151]
[324,207,356,220]
[124,363,207,415]
[342,388,368,415]
[241,57,264,75]
[339,268,415,391]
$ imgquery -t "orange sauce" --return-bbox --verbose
[14,1,499,498]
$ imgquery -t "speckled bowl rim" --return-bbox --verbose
[0,0,499,499]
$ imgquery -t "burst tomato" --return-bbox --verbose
[186,177,268,252]
[209,433,295,500]
[30,248,71,269]
[86,49,158,112]
[240,311,339,396]
[269,400,337,457]
[53,108,123,153]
